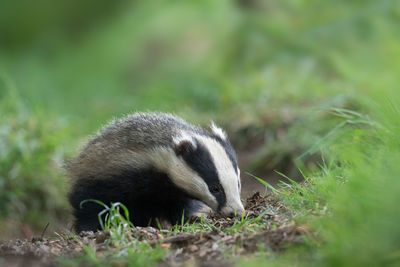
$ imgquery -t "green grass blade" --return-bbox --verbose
[246,172,280,194]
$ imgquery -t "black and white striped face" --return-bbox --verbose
[171,124,244,217]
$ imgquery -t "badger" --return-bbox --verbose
[67,112,244,232]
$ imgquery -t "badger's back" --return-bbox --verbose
[94,112,197,148]
[67,113,205,182]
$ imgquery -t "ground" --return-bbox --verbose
[0,193,306,267]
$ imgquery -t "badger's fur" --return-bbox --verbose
[67,112,244,232]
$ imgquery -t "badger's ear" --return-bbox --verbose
[173,134,196,156]
[210,121,227,140]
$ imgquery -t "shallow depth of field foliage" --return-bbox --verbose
[1,0,399,266]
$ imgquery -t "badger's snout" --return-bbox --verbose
[220,201,245,218]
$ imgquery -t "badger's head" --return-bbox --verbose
[167,123,244,217]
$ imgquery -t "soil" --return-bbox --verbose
[0,193,307,267]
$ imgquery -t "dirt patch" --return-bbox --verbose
[0,193,307,266]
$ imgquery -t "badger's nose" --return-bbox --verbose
[227,212,235,218]
[221,202,245,218]
[226,208,244,218]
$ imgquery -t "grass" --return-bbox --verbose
[0,90,71,238]
[60,239,167,267]
[60,200,168,267]
[79,200,134,234]
[240,105,400,266]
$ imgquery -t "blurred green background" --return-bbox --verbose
[1,0,399,265]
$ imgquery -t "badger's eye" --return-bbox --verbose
[210,185,221,194]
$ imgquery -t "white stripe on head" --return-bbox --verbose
[210,122,227,140]
[237,167,241,191]
[196,135,244,216]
